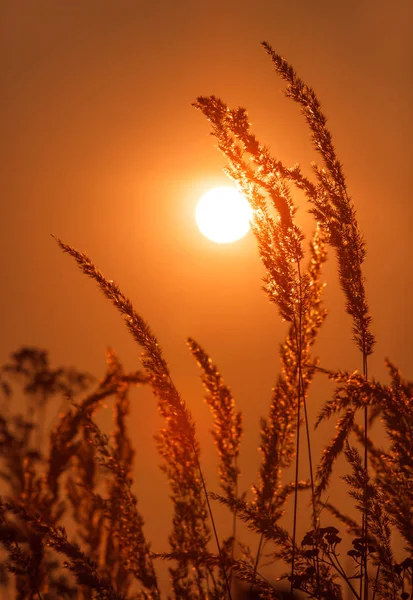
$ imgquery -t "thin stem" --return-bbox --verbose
[251,534,265,595]
[325,552,360,600]
[300,377,317,528]
[248,569,279,593]
[251,418,291,581]
[290,309,302,596]
[291,261,321,598]
[338,184,371,600]
[229,455,238,591]
[291,260,306,596]
[359,534,363,600]
[371,564,380,600]
[206,563,218,598]
[192,446,233,600]
[363,352,369,600]
[300,378,321,598]
[161,369,232,597]
[297,260,321,598]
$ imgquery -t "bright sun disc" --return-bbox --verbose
[196,187,253,244]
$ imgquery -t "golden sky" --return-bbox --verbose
[1,0,412,589]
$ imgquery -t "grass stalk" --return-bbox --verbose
[192,447,233,600]
[0,510,44,600]
[291,260,321,598]
[3,43,410,600]
[327,552,360,600]
[230,455,239,589]
[362,353,369,600]
[371,565,380,600]
[290,262,303,596]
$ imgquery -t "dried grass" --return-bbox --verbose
[0,43,411,600]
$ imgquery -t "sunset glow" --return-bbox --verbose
[195,187,253,244]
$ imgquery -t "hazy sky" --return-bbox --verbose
[1,0,412,588]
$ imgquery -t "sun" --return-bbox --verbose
[195,187,253,244]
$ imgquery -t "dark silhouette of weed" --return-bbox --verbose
[0,44,412,600]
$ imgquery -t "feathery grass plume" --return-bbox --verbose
[361,363,413,555]
[315,407,356,502]
[47,355,148,595]
[210,495,342,599]
[53,236,196,444]
[261,42,374,360]
[107,350,135,480]
[194,89,327,596]
[260,47,375,595]
[363,495,398,600]
[0,408,47,598]
[0,349,152,598]
[219,561,280,600]
[44,362,147,508]
[2,499,127,600]
[215,480,313,592]
[0,501,43,600]
[380,362,413,471]
[343,444,401,599]
[314,371,371,503]
[209,490,307,549]
[0,346,95,511]
[0,349,99,599]
[19,454,46,599]
[1,44,409,600]
[154,412,212,598]
[193,95,305,323]
[316,364,413,597]
[186,338,243,590]
[0,500,44,600]
[249,227,326,591]
[153,551,283,600]
[315,367,413,508]
[351,423,390,477]
[101,349,136,597]
[66,424,105,571]
[74,405,160,597]
[54,238,231,598]
[186,338,243,505]
[254,226,327,512]
[314,369,397,428]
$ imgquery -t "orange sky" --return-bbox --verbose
[1,0,413,590]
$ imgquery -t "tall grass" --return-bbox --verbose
[0,43,412,600]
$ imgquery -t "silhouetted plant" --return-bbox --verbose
[0,43,411,600]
